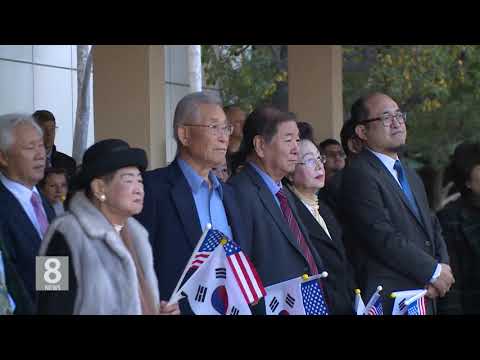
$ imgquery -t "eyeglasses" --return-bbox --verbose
[298,155,326,168]
[360,111,407,127]
[183,123,234,136]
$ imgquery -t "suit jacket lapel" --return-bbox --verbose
[0,182,42,246]
[221,185,243,245]
[363,151,428,234]
[168,161,202,249]
[244,165,307,259]
[294,195,344,259]
[405,166,434,239]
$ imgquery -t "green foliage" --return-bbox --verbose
[202,45,286,112]
[344,45,480,170]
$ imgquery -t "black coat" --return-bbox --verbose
[50,145,77,180]
[135,159,249,302]
[228,164,327,314]
[289,190,356,314]
[339,150,449,314]
[0,181,55,314]
[318,170,343,218]
[437,198,480,314]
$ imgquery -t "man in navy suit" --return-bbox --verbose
[0,113,55,314]
[228,107,328,314]
[340,93,453,314]
[136,92,248,314]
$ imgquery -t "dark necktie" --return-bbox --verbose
[275,189,318,275]
[393,160,420,218]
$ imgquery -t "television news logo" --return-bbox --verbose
[36,256,69,291]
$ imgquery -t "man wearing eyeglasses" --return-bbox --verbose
[340,92,452,315]
[136,92,248,314]
[319,139,347,184]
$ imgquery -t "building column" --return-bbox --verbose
[92,45,166,169]
[288,45,343,143]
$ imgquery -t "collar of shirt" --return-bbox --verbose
[177,158,223,199]
[367,148,401,185]
[248,161,283,197]
[0,172,40,203]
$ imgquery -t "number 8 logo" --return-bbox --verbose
[44,258,62,284]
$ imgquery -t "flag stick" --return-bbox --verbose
[364,285,382,314]
[301,271,328,283]
[404,289,428,306]
[168,223,212,305]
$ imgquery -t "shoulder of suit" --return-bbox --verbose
[53,150,76,163]
[0,187,18,214]
[142,166,171,184]
[228,167,251,186]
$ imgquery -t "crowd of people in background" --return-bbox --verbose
[0,90,477,315]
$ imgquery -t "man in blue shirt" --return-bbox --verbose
[136,92,248,313]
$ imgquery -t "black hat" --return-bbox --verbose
[74,139,148,189]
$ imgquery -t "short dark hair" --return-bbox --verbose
[350,92,389,126]
[32,110,56,125]
[297,122,315,142]
[340,119,357,156]
[318,139,341,153]
[446,142,480,197]
[230,105,296,174]
[39,167,68,189]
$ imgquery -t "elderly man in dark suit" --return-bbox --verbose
[135,92,248,313]
[340,93,453,314]
[0,113,55,314]
[228,106,328,314]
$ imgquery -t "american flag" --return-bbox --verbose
[301,279,329,315]
[407,296,426,315]
[188,229,224,271]
[223,240,266,304]
[367,298,383,315]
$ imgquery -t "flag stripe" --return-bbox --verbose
[420,297,426,315]
[228,254,254,303]
[245,253,266,297]
[227,256,252,303]
[237,251,264,300]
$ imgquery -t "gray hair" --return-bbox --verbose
[173,91,222,145]
[0,113,43,153]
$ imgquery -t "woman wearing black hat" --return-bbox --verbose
[37,139,180,315]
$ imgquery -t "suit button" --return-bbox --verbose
[425,241,431,247]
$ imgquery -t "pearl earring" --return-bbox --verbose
[99,194,106,202]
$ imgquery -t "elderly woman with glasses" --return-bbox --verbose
[284,136,357,314]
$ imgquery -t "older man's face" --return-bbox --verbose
[359,94,407,155]
[0,123,46,188]
[181,103,230,171]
